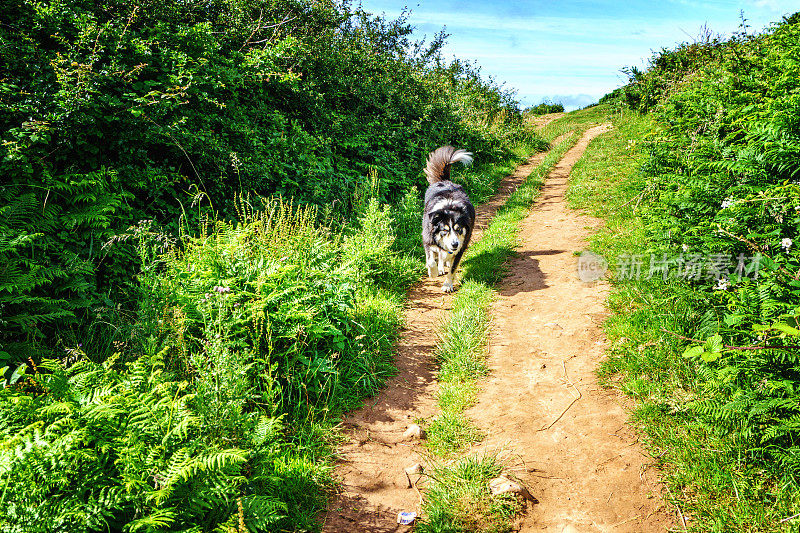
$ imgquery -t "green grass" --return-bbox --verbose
[565,109,800,531]
[420,108,612,532]
[416,455,522,533]
[538,105,607,143]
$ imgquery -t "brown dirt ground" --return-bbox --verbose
[322,126,673,532]
[528,112,565,129]
[466,124,673,532]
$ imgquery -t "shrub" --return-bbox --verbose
[604,10,800,508]
[524,102,565,116]
[0,0,525,363]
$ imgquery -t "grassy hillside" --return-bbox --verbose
[582,12,800,531]
[0,1,547,531]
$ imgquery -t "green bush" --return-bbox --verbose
[597,11,800,527]
[0,0,527,363]
[524,102,565,116]
[0,194,422,531]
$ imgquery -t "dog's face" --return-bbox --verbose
[430,211,469,254]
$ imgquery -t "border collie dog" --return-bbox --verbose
[422,146,475,292]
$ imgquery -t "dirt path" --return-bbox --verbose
[528,112,565,129]
[322,147,559,532]
[466,124,672,531]
[323,125,671,532]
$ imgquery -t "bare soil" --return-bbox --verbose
[528,112,565,129]
[466,124,672,532]
[323,126,672,532]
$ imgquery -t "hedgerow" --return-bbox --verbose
[598,11,800,528]
[0,1,547,530]
[0,0,529,363]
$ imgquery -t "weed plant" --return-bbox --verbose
[600,15,800,528]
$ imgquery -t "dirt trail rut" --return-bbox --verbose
[466,124,672,531]
[324,125,671,532]
[322,147,558,532]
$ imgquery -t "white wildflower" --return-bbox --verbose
[781,237,793,252]
[720,197,735,209]
[230,151,241,171]
[715,277,729,291]
[682,244,689,252]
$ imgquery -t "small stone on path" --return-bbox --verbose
[402,424,426,440]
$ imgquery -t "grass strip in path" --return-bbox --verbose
[424,132,579,455]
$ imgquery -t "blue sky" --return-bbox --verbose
[358,0,799,110]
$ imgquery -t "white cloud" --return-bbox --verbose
[360,0,794,108]
[752,0,798,14]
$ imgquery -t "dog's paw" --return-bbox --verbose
[442,282,455,293]
[438,267,448,276]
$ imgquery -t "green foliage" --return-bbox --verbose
[583,16,800,522]
[0,0,528,361]
[607,15,800,484]
[0,353,287,532]
[0,195,425,531]
[524,101,565,116]
[0,175,133,363]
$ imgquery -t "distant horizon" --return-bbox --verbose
[358,0,799,111]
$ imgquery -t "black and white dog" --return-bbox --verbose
[422,146,475,292]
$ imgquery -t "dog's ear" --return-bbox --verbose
[428,210,443,226]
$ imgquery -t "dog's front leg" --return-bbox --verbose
[426,247,438,278]
[438,249,448,276]
[442,253,456,292]
[442,269,455,292]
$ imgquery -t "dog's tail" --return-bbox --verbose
[423,145,473,184]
